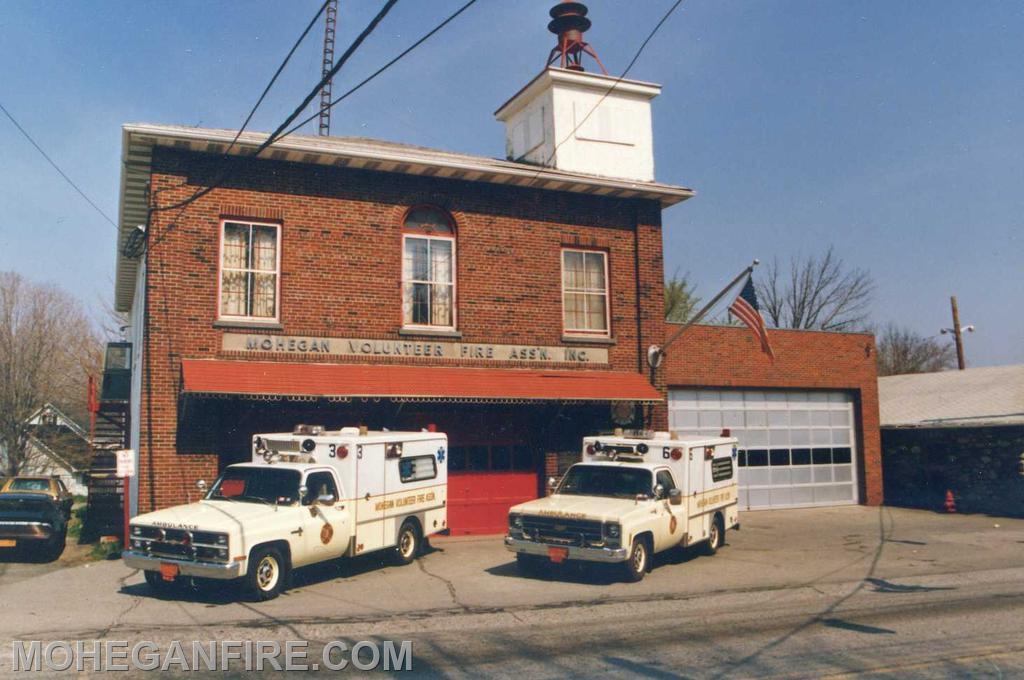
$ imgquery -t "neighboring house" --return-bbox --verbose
[0,403,90,496]
[879,365,1024,516]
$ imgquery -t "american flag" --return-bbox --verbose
[729,276,775,361]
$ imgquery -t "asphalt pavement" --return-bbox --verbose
[0,505,1022,678]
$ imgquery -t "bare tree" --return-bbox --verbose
[757,247,874,332]
[0,272,101,476]
[665,271,700,323]
[875,323,955,376]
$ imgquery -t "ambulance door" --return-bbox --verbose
[299,469,351,565]
[654,468,686,551]
[354,442,387,555]
[687,446,710,543]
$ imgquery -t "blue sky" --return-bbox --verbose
[1,1,1020,365]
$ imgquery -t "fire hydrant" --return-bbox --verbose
[944,489,957,513]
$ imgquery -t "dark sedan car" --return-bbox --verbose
[0,493,67,561]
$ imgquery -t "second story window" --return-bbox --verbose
[562,249,609,335]
[402,206,455,329]
[219,220,280,322]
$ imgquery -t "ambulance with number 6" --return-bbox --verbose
[123,426,447,599]
[505,430,740,581]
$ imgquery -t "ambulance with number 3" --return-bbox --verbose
[123,426,448,600]
[505,430,740,581]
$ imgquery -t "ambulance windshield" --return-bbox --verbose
[557,465,653,499]
[207,467,301,506]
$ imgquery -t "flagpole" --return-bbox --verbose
[648,259,760,369]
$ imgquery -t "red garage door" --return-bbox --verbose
[447,445,539,535]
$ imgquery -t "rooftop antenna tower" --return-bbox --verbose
[318,0,338,136]
[546,1,608,74]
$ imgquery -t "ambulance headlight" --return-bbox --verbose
[604,523,620,538]
[508,513,525,538]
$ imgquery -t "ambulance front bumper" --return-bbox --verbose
[123,550,243,580]
[504,536,629,563]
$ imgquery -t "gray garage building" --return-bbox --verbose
[879,364,1024,516]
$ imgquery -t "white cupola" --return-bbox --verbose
[494,1,662,183]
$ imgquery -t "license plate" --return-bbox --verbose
[547,546,569,563]
[159,562,179,581]
[0,539,15,548]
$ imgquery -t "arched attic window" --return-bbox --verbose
[401,206,456,329]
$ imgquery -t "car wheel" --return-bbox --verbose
[40,533,65,563]
[623,537,649,582]
[393,521,420,566]
[515,552,544,575]
[703,514,725,556]
[246,546,288,601]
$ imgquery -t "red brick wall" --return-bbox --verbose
[659,324,882,505]
[137,148,665,511]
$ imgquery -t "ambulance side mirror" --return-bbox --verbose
[547,476,558,490]
[298,485,309,503]
[654,484,666,500]
[669,489,683,506]
[196,479,207,492]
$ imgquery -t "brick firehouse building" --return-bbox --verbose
[113,57,880,534]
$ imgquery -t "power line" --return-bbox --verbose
[147,0,331,220]
[0,101,118,229]
[150,0,400,217]
[228,0,331,158]
[526,0,686,187]
[282,0,479,139]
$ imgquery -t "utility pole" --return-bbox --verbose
[950,296,965,370]
[319,0,338,136]
[940,295,974,370]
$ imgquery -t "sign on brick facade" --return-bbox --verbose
[222,333,609,365]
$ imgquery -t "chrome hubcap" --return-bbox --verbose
[257,556,278,590]
[400,530,415,557]
[633,544,646,572]
[710,523,719,547]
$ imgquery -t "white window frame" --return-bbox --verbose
[401,232,457,331]
[561,248,611,337]
[217,219,282,324]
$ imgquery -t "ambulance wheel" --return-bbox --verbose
[246,546,287,600]
[515,552,544,575]
[703,513,725,556]
[393,520,420,566]
[623,537,650,582]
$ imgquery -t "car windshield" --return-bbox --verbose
[207,467,300,505]
[8,479,50,492]
[557,465,654,499]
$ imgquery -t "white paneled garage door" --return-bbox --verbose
[668,389,858,510]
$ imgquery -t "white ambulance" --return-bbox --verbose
[505,431,740,581]
[123,426,448,599]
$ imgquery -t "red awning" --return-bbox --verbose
[180,359,661,403]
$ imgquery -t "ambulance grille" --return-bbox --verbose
[521,516,603,546]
